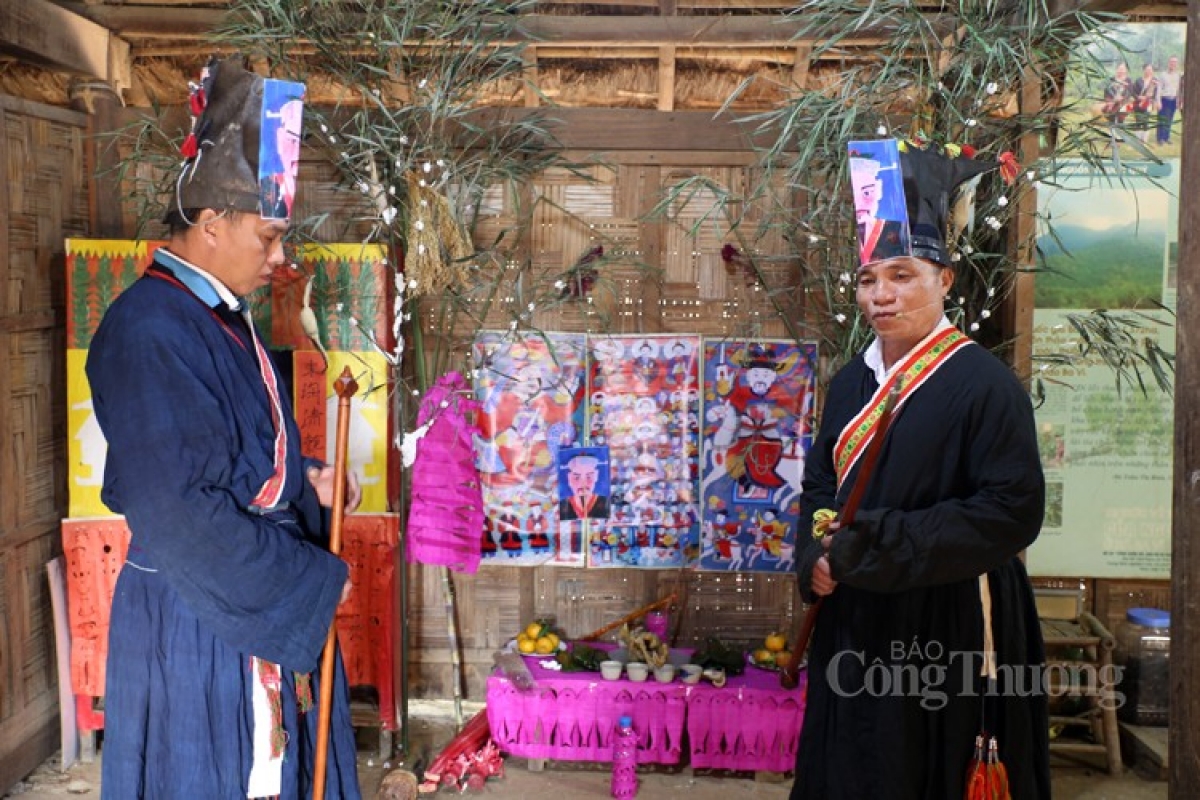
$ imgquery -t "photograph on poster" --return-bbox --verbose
[1059,21,1185,160]
[472,331,587,566]
[587,334,701,569]
[1028,156,1176,579]
[1035,160,1173,310]
[698,340,817,573]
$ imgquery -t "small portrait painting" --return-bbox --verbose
[847,139,911,265]
[557,446,611,521]
[258,78,306,220]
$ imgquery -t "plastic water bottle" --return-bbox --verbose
[611,715,638,798]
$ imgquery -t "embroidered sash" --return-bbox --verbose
[833,327,971,489]
[245,311,289,509]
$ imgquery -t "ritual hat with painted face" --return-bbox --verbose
[166,56,306,223]
[848,138,1016,267]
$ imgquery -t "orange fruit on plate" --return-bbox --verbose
[765,632,788,653]
[518,637,537,654]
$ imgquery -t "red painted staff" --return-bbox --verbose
[780,378,902,690]
[313,367,358,800]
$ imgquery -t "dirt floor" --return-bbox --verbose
[3,708,1169,799]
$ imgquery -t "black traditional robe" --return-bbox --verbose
[87,250,361,799]
[792,339,1050,800]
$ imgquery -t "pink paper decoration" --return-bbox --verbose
[406,372,486,573]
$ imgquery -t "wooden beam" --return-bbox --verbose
[55,2,227,39]
[471,107,779,152]
[1171,5,1200,796]
[541,0,841,6]
[792,44,812,90]
[1,0,131,92]
[524,46,540,109]
[63,7,921,48]
[658,45,676,112]
[1048,0,1184,17]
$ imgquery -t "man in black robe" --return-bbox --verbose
[791,141,1050,800]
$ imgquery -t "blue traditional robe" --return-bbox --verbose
[87,249,361,799]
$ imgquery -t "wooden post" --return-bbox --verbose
[1004,66,1040,385]
[1170,5,1200,797]
[68,79,127,237]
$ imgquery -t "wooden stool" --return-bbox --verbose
[1039,612,1122,775]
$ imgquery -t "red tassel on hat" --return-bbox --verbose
[189,88,206,117]
[180,133,198,159]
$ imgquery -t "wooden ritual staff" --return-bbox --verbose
[780,379,902,690]
[313,367,358,800]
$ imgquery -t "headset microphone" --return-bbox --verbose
[893,298,946,319]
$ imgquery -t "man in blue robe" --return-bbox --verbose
[87,56,363,799]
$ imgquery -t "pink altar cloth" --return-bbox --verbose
[485,647,806,772]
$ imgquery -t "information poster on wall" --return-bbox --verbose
[1027,158,1176,579]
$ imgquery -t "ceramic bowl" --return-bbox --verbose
[680,663,703,685]
[654,664,677,683]
[600,660,623,681]
[667,649,691,667]
[625,662,650,682]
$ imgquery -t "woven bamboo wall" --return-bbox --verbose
[412,156,806,700]
[0,94,89,791]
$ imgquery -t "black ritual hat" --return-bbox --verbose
[898,143,1007,268]
[165,56,306,223]
[848,138,1016,268]
[166,56,263,220]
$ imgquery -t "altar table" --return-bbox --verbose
[486,649,806,773]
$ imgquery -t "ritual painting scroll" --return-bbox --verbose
[586,335,701,568]
[473,331,588,566]
[698,340,817,573]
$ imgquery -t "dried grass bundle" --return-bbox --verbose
[404,171,473,297]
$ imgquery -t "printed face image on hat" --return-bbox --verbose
[259,79,306,221]
[847,139,912,266]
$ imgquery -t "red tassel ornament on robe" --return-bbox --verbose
[964,734,1011,800]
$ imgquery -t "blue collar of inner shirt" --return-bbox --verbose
[153,248,243,312]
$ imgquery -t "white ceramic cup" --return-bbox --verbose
[654,664,677,683]
[680,663,703,684]
[600,660,623,681]
[625,662,650,682]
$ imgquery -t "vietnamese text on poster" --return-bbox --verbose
[1027,157,1177,579]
